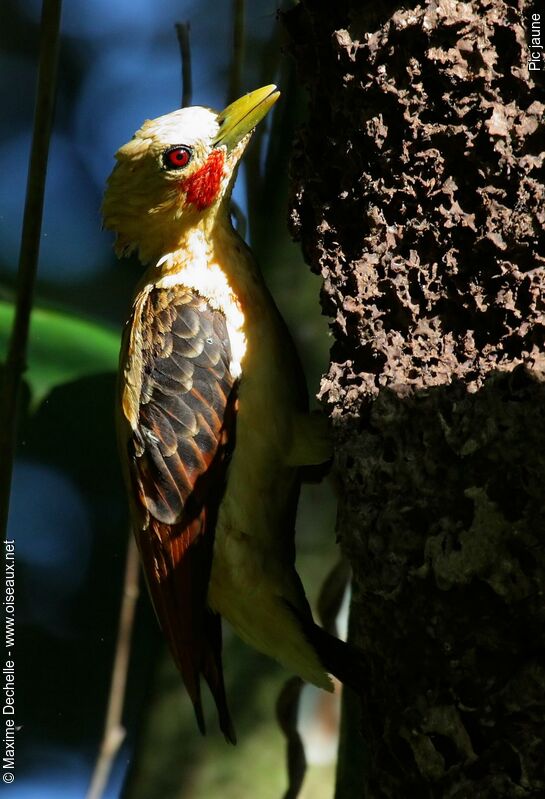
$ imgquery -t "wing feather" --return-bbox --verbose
[122,283,238,740]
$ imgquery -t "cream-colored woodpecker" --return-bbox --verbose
[103,86,352,742]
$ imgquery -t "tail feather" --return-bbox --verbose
[284,600,364,694]
[202,612,236,744]
[304,622,365,695]
[192,693,206,737]
[138,517,236,739]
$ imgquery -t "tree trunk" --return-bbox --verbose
[284,1,545,796]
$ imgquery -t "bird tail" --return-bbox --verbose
[303,622,364,694]
[285,600,364,694]
[201,611,237,744]
[137,517,236,743]
[164,614,236,744]
[169,617,235,744]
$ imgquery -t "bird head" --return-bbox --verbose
[102,85,279,264]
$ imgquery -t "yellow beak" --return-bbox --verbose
[213,85,280,151]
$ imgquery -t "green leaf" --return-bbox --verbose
[0,300,119,408]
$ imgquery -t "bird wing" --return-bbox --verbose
[121,283,238,741]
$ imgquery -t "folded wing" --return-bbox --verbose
[123,284,238,742]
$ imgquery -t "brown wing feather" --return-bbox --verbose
[122,285,237,741]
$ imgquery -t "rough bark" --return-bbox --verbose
[284,1,545,796]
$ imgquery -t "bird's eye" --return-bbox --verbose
[163,146,192,170]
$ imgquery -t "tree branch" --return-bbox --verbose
[86,535,140,799]
[175,22,192,108]
[0,0,62,537]
[228,0,245,103]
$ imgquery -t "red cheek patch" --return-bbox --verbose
[180,149,225,211]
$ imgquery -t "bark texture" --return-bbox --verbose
[285,1,545,796]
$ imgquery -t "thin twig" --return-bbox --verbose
[0,0,62,536]
[245,11,282,250]
[228,0,245,103]
[277,677,306,799]
[226,1,249,236]
[86,535,140,799]
[175,22,192,108]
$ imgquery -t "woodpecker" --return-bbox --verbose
[103,86,352,742]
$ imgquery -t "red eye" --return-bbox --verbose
[163,146,192,170]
